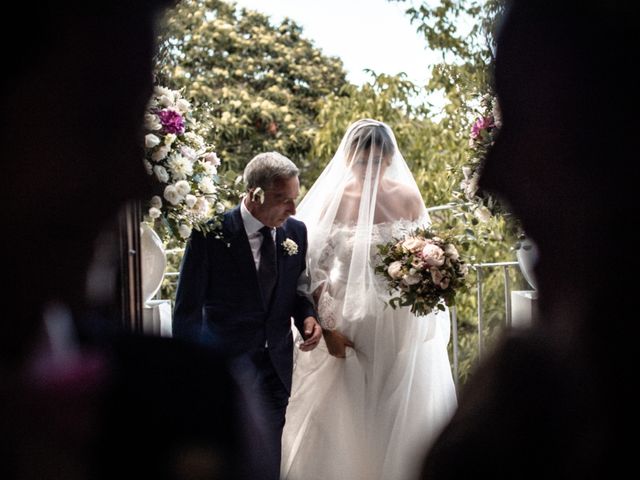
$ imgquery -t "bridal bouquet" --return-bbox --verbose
[143,86,239,241]
[375,227,469,316]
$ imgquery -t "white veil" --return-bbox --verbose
[283,119,456,480]
[296,118,431,329]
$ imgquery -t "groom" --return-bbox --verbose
[173,151,322,479]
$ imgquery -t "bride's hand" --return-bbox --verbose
[322,329,354,358]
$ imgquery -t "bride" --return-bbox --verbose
[281,119,457,479]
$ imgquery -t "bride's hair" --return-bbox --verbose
[345,119,395,166]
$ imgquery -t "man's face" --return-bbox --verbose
[249,176,300,227]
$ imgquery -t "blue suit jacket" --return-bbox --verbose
[172,206,316,393]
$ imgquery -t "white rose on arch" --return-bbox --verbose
[178,224,192,239]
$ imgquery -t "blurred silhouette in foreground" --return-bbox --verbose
[0,3,249,479]
[422,1,635,478]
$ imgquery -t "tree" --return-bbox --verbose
[393,0,504,108]
[155,0,348,177]
[385,0,518,383]
[391,0,507,211]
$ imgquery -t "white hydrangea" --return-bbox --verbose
[154,86,174,99]
[148,207,162,219]
[180,146,197,162]
[158,92,175,107]
[150,196,162,208]
[167,154,193,180]
[145,134,161,149]
[184,131,204,148]
[194,197,210,215]
[204,152,221,167]
[152,145,170,162]
[185,194,197,208]
[198,176,217,194]
[163,185,182,205]
[174,180,191,197]
[175,98,191,114]
[144,113,161,131]
[153,165,169,183]
[201,160,218,176]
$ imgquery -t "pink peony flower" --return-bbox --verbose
[430,267,444,286]
[387,261,404,279]
[422,244,445,267]
[470,116,495,139]
[157,108,185,135]
[402,236,427,253]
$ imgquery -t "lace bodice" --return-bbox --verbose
[313,217,428,329]
[318,218,426,269]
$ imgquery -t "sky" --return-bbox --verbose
[228,0,438,87]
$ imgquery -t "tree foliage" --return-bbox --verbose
[394,0,504,103]
[155,0,348,176]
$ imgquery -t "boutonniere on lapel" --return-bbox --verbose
[282,238,299,256]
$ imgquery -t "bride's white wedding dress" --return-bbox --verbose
[281,220,457,480]
[282,118,457,479]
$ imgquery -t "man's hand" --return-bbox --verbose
[299,316,322,351]
[322,329,354,358]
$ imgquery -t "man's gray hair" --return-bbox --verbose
[243,151,299,190]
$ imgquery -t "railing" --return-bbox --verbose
[449,260,521,390]
[163,248,184,279]
[162,254,524,389]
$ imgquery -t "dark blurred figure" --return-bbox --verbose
[422,1,635,478]
[0,3,246,479]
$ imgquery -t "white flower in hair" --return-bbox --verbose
[250,187,265,204]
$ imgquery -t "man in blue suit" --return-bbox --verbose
[173,151,322,479]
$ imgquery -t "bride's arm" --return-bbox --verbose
[311,237,337,329]
[322,329,354,358]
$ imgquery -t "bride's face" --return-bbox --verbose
[350,147,390,182]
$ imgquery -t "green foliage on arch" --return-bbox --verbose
[155,0,348,176]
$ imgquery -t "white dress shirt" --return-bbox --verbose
[241,199,275,271]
